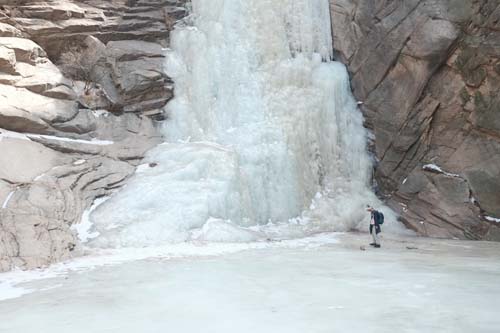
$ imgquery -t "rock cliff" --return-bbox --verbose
[0,0,187,271]
[330,0,500,240]
[1,0,499,272]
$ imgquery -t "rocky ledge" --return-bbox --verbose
[330,0,500,240]
[0,0,187,271]
[1,0,499,272]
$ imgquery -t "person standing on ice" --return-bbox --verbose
[367,206,383,248]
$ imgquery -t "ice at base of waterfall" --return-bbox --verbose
[88,0,408,248]
[1,233,500,333]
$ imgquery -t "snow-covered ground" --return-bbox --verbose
[1,233,499,333]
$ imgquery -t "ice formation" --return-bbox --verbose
[90,0,398,248]
[71,197,110,243]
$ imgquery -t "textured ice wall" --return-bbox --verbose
[90,0,400,248]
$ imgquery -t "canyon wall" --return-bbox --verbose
[0,0,187,271]
[1,0,499,272]
[330,0,500,240]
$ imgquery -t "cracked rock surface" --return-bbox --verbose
[330,0,500,240]
[0,0,186,272]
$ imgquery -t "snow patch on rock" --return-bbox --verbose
[423,164,460,178]
[485,216,500,223]
[72,197,110,243]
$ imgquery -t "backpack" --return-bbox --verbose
[376,211,384,225]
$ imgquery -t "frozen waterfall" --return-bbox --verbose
[89,0,390,248]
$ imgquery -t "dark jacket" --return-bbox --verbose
[372,211,383,226]
[370,211,382,234]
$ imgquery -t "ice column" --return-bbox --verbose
[90,0,377,247]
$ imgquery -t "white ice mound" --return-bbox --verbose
[191,218,263,243]
[90,142,247,247]
[90,0,406,248]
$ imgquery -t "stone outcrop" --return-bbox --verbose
[0,0,187,271]
[330,0,500,240]
[0,37,78,133]
[1,0,187,116]
[1,0,499,272]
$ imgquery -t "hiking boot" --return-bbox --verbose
[374,244,381,248]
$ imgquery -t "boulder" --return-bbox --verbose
[13,61,73,94]
[0,37,46,64]
[0,45,16,74]
[51,109,97,134]
[0,37,79,133]
[0,136,63,183]
[0,23,22,37]
[0,84,78,133]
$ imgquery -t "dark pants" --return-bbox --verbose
[370,225,381,244]
[369,225,381,234]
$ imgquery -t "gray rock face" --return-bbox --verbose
[0,36,76,134]
[0,0,187,272]
[330,0,500,240]
[0,22,22,37]
[101,39,174,114]
[0,45,16,74]
[2,0,498,272]
[0,112,162,271]
[2,0,188,116]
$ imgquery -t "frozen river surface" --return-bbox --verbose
[1,233,500,333]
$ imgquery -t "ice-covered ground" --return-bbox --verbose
[1,233,499,333]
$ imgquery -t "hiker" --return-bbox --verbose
[367,205,383,248]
